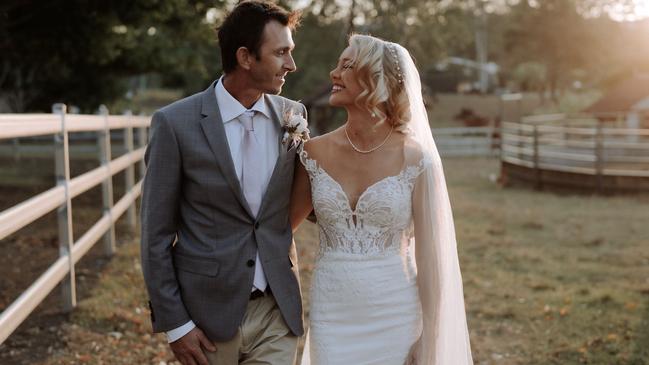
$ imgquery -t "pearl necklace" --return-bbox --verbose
[344,124,395,154]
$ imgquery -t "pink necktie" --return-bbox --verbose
[239,111,267,291]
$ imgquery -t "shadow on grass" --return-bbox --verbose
[0,228,131,365]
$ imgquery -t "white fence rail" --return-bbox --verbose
[500,114,649,193]
[501,116,649,181]
[0,105,150,344]
[3,126,502,160]
[433,126,500,157]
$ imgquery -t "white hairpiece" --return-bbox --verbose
[385,42,403,84]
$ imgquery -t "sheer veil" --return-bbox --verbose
[394,42,473,364]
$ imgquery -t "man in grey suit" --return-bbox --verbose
[140,2,305,364]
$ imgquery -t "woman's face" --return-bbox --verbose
[329,46,364,107]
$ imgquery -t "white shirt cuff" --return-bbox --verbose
[166,320,196,343]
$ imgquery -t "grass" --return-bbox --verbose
[532,89,603,115]
[109,89,184,115]
[2,157,648,364]
[426,89,603,128]
[446,158,649,364]
[428,92,542,127]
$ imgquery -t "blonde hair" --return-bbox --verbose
[348,34,411,132]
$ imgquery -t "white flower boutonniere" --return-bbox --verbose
[281,103,310,150]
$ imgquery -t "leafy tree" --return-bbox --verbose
[285,0,475,99]
[504,0,596,102]
[2,0,647,113]
[0,0,221,112]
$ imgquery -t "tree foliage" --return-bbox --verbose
[0,0,221,112]
[504,0,594,101]
[285,0,475,100]
[1,0,647,112]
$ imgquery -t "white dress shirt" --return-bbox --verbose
[167,77,280,342]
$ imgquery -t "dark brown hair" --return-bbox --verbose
[217,1,301,73]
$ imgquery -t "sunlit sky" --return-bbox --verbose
[600,0,649,21]
[525,0,649,21]
[291,0,649,22]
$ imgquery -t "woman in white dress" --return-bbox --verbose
[291,34,473,365]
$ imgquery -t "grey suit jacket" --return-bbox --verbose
[140,81,305,342]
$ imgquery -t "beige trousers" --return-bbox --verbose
[206,294,298,365]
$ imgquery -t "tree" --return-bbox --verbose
[0,0,222,112]
[284,0,476,100]
[504,0,595,102]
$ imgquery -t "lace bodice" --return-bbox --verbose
[300,150,430,257]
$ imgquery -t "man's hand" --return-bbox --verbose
[169,327,217,365]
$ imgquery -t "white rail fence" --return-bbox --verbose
[0,105,150,344]
[433,126,500,157]
[500,114,649,193]
[3,126,502,159]
[501,114,649,184]
[0,132,138,160]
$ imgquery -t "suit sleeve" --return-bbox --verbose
[140,111,191,332]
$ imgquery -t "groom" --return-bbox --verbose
[140,1,305,364]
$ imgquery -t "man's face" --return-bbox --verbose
[248,20,296,95]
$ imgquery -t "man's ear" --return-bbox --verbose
[235,47,253,71]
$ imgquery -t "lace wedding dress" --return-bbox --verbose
[298,42,473,365]
[299,148,429,365]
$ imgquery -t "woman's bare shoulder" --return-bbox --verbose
[303,127,344,159]
[402,133,429,165]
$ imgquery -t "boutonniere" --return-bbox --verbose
[281,102,310,150]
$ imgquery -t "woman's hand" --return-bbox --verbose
[404,337,421,365]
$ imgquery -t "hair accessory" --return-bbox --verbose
[386,43,403,84]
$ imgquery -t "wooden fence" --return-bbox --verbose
[501,114,649,191]
[0,105,150,344]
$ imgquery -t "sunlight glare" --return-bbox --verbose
[608,0,649,21]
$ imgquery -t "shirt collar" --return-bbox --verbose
[215,76,269,124]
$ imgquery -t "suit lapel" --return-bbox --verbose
[258,95,289,215]
[199,83,254,218]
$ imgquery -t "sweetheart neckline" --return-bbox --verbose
[303,156,409,214]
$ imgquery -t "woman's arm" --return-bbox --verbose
[290,154,313,232]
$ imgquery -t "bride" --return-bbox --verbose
[290,34,473,365]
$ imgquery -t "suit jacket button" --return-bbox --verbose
[254,222,260,229]
[246,259,255,267]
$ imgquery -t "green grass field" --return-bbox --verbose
[1,157,648,364]
[442,158,649,364]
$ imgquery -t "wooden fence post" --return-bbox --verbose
[98,105,116,256]
[138,118,147,179]
[12,138,21,162]
[517,123,523,162]
[123,111,136,231]
[53,103,76,312]
[533,124,542,190]
[595,120,604,192]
